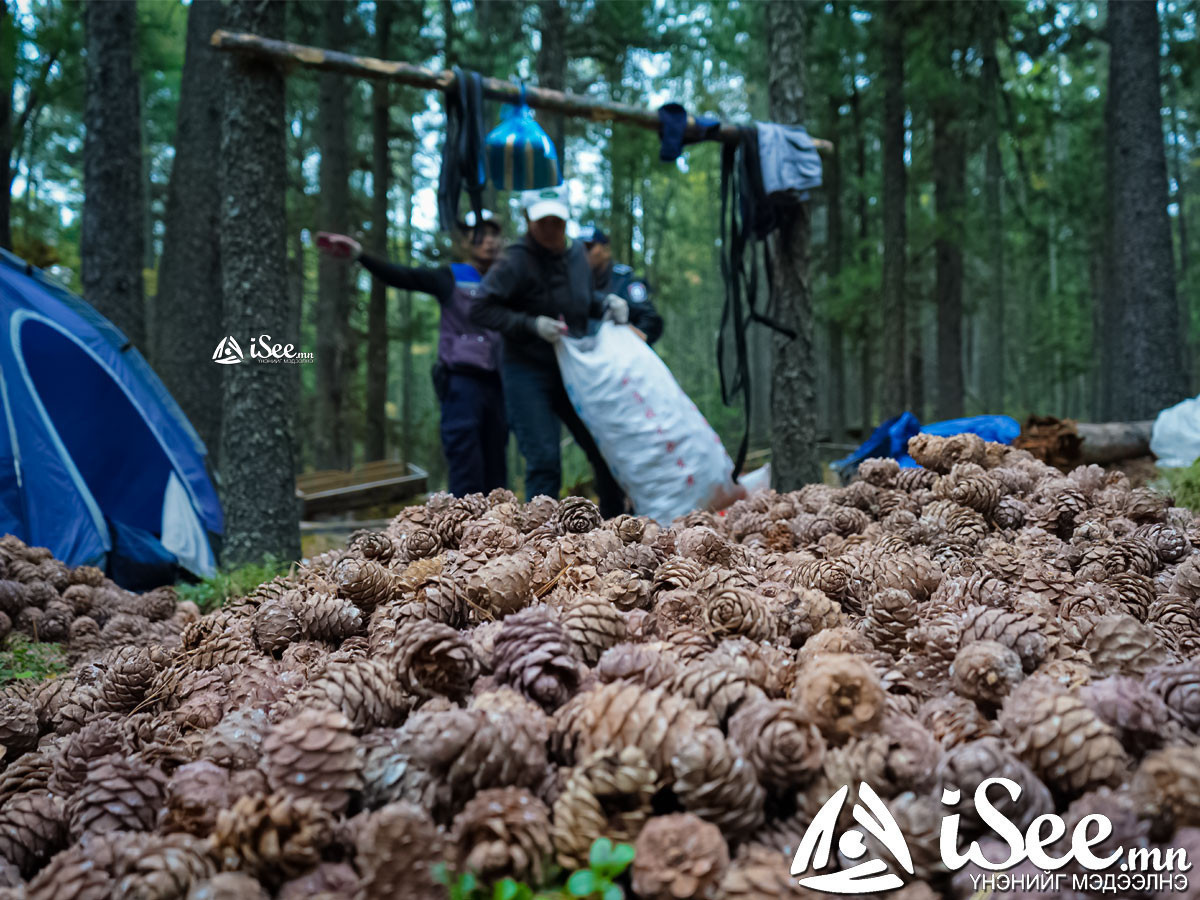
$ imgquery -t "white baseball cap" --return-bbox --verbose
[521,183,570,222]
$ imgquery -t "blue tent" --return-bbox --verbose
[0,250,221,587]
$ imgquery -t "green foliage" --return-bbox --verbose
[1153,460,1200,513]
[174,555,290,613]
[0,633,68,684]
[432,837,635,900]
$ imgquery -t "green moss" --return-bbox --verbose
[175,554,291,613]
[0,633,69,685]
[1152,459,1200,512]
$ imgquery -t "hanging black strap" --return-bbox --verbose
[437,67,486,236]
[717,127,798,482]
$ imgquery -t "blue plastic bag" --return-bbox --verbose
[486,86,562,191]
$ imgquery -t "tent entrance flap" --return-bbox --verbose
[16,315,213,575]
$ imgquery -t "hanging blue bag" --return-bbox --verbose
[486,85,562,191]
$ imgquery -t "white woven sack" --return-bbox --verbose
[555,322,735,524]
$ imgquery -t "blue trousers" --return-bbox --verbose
[501,355,624,519]
[440,371,507,497]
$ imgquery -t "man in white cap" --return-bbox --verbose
[471,182,628,517]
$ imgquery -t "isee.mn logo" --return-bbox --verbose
[212,334,313,365]
[791,778,1192,896]
[212,335,243,365]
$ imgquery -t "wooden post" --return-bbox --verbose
[209,28,832,153]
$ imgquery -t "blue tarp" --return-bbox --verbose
[832,413,1021,479]
[0,250,221,586]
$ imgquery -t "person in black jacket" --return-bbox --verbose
[471,184,628,518]
[578,224,664,346]
[316,213,507,496]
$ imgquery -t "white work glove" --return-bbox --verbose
[533,315,568,343]
[604,294,629,324]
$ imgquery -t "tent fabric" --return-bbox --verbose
[0,249,221,584]
[832,413,1021,480]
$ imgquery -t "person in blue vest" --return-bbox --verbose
[316,212,507,497]
[578,224,663,345]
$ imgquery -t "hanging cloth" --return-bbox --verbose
[437,67,487,235]
[718,124,822,480]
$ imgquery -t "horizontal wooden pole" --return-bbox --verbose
[210,28,832,154]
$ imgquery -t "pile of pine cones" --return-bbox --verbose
[3,433,1200,898]
[0,535,192,661]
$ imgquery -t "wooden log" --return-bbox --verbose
[1076,420,1154,465]
[209,29,833,153]
[1014,415,1154,468]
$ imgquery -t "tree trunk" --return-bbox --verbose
[852,82,872,432]
[0,4,14,251]
[980,1,1005,411]
[765,0,818,490]
[934,43,965,421]
[1108,0,1187,419]
[155,0,226,464]
[314,0,351,469]
[826,93,846,443]
[82,0,145,348]
[881,0,907,417]
[400,159,414,467]
[365,0,392,462]
[218,0,299,565]
[537,0,568,155]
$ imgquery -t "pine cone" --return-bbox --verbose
[1079,676,1173,754]
[553,681,715,779]
[863,588,919,654]
[934,737,1053,834]
[675,526,732,566]
[210,792,334,886]
[200,708,269,771]
[253,595,303,654]
[159,761,234,837]
[405,528,443,560]
[332,557,394,613]
[959,605,1048,673]
[98,646,157,711]
[560,596,626,664]
[794,652,885,744]
[0,749,53,806]
[48,716,125,797]
[23,831,140,900]
[918,694,998,747]
[951,640,1023,708]
[998,680,1129,797]
[670,725,764,837]
[728,699,825,790]
[1084,613,1170,676]
[263,708,363,816]
[355,801,444,900]
[401,704,550,821]
[631,813,729,900]
[0,790,67,877]
[597,569,651,611]
[293,657,408,732]
[720,844,814,900]
[0,695,38,756]
[67,753,168,838]
[551,746,656,869]
[665,662,767,727]
[276,863,360,900]
[1147,659,1200,730]
[556,496,602,534]
[350,530,398,563]
[492,607,585,711]
[465,555,534,619]
[113,832,217,900]
[392,619,479,701]
[596,643,678,688]
[702,587,776,641]
[779,587,845,647]
[452,787,552,884]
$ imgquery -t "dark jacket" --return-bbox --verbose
[595,261,663,345]
[471,235,607,368]
[359,255,501,374]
